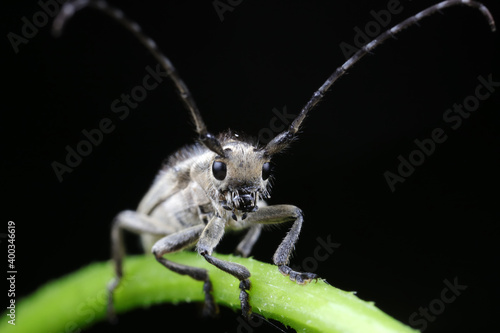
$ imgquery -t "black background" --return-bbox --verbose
[3,0,500,332]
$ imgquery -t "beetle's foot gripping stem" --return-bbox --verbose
[201,279,219,317]
[278,265,319,285]
[239,279,252,320]
[199,250,253,319]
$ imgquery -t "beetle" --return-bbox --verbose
[52,0,495,321]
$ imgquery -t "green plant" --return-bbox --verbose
[1,252,417,333]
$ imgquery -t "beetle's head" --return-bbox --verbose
[206,134,272,220]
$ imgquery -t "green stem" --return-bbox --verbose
[1,252,417,333]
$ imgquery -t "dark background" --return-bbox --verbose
[3,0,500,332]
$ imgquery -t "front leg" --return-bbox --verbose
[245,205,320,284]
[197,216,252,319]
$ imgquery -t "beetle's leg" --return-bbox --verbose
[151,224,218,317]
[244,205,320,284]
[108,210,175,321]
[235,224,262,258]
[197,216,252,319]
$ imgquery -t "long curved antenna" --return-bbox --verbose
[265,0,496,155]
[53,0,226,157]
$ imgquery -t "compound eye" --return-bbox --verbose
[212,161,227,180]
[262,162,271,180]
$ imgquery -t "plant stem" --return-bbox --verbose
[1,252,417,333]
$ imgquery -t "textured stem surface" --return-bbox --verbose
[0,252,417,333]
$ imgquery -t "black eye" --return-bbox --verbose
[212,161,227,180]
[262,162,271,180]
